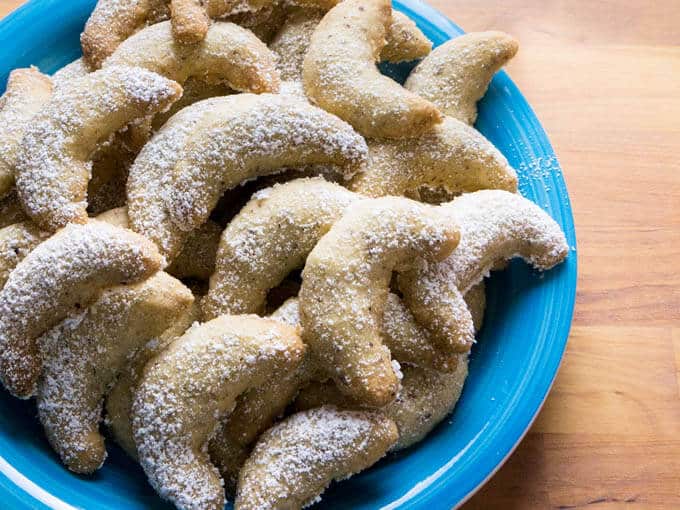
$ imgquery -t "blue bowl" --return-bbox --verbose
[0,1,577,508]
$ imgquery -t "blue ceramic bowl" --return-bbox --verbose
[0,1,577,508]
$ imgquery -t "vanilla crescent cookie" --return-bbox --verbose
[202,177,357,319]
[293,361,468,452]
[0,67,53,200]
[271,8,431,82]
[105,302,199,459]
[406,31,519,125]
[103,21,280,94]
[128,93,367,261]
[235,406,398,510]
[0,220,163,398]
[15,66,182,231]
[132,315,305,510]
[302,0,441,139]
[36,272,193,474]
[350,117,518,199]
[300,197,459,406]
[399,190,569,352]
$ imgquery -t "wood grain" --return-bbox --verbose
[1,0,679,508]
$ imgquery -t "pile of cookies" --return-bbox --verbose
[0,0,569,509]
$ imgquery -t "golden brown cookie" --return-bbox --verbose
[0,220,162,398]
[15,66,181,231]
[103,20,280,94]
[406,31,519,125]
[132,315,305,510]
[300,197,459,406]
[399,190,569,353]
[302,0,441,139]
[235,406,398,510]
[36,272,193,474]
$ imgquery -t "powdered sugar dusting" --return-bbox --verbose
[236,406,397,509]
[132,315,304,510]
[166,93,367,231]
[300,197,457,406]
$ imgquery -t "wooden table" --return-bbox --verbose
[1,0,679,508]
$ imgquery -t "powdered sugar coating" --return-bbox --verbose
[103,21,280,94]
[132,315,305,510]
[406,31,519,125]
[235,406,398,510]
[302,0,441,139]
[202,177,357,319]
[0,67,53,199]
[350,116,518,199]
[399,189,569,352]
[15,65,182,231]
[36,272,193,474]
[0,220,163,398]
[51,58,89,89]
[300,197,459,407]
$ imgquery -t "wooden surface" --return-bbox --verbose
[1,0,680,508]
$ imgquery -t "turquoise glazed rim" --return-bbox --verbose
[0,0,577,508]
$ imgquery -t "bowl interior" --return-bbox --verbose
[0,1,577,509]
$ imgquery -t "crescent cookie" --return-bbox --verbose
[105,302,199,459]
[132,315,305,510]
[36,272,193,474]
[234,406,398,510]
[202,177,357,319]
[399,190,569,352]
[128,94,366,262]
[0,67,53,200]
[15,66,182,231]
[300,197,459,406]
[349,117,518,199]
[270,8,431,82]
[406,31,519,125]
[293,361,468,452]
[302,0,441,139]
[103,21,280,94]
[0,220,163,398]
